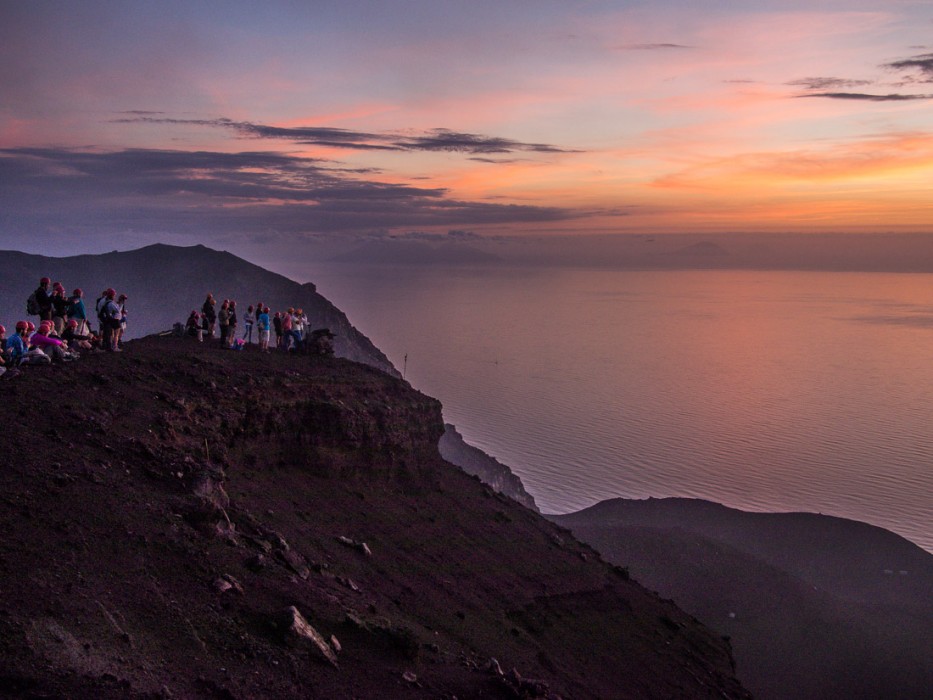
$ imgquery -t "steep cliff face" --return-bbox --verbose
[0,337,749,699]
[439,424,538,512]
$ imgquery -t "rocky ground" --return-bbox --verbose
[0,336,749,699]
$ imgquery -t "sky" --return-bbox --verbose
[2,0,933,261]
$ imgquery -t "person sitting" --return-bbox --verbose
[186,310,203,341]
[29,321,73,362]
[61,319,93,351]
[5,321,30,370]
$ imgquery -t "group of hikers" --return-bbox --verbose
[1,279,337,380]
[0,277,128,379]
[184,293,335,355]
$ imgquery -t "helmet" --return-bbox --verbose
[105,288,116,298]
[67,319,78,328]
[73,288,83,297]
[26,322,35,331]
[53,282,64,291]
[40,277,50,285]
[118,294,127,301]
[0,324,5,335]
[15,321,28,332]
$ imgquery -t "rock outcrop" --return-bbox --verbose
[439,424,538,512]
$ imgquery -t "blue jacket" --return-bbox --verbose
[5,334,26,360]
[257,312,270,331]
[68,298,87,320]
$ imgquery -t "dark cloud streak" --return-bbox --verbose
[795,92,933,101]
[113,117,577,155]
[0,147,576,243]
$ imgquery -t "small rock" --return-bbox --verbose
[402,671,418,684]
[487,658,504,676]
[337,535,372,557]
[330,635,341,654]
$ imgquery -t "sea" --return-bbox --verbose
[300,265,933,553]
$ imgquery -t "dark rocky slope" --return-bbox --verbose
[552,497,933,700]
[0,339,749,699]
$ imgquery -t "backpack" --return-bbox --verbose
[26,292,40,315]
[97,297,111,322]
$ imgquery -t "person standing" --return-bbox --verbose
[67,289,88,335]
[257,306,270,352]
[115,294,128,348]
[34,277,53,322]
[201,294,217,338]
[243,305,255,344]
[97,288,122,352]
[51,283,70,333]
[227,300,238,348]
[217,300,230,348]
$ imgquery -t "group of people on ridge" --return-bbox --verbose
[185,293,334,354]
[0,277,128,379]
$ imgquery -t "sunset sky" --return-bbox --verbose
[2,1,933,258]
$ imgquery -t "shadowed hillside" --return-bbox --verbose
[552,497,933,700]
[0,339,749,699]
[0,244,395,374]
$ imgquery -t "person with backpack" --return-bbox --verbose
[67,289,88,335]
[97,288,122,352]
[217,300,230,348]
[28,277,53,321]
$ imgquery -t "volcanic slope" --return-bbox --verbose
[0,337,749,699]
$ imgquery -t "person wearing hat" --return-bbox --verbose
[5,321,30,369]
[51,283,70,334]
[115,293,128,348]
[62,319,93,351]
[97,288,122,352]
[29,321,70,362]
[257,306,271,352]
[68,288,88,335]
[33,277,54,321]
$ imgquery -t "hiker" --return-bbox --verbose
[51,283,70,333]
[29,321,72,362]
[116,294,128,348]
[5,321,29,369]
[217,300,230,347]
[97,288,122,352]
[243,305,255,344]
[273,312,283,349]
[201,294,217,338]
[62,319,93,351]
[31,277,54,322]
[186,310,202,340]
[257,306,271,352]
[67,289,88,335]
[0,325,6,378]
[281,308,294,351]
[227,300,238,348]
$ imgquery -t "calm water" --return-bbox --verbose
[303,265,933,553]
